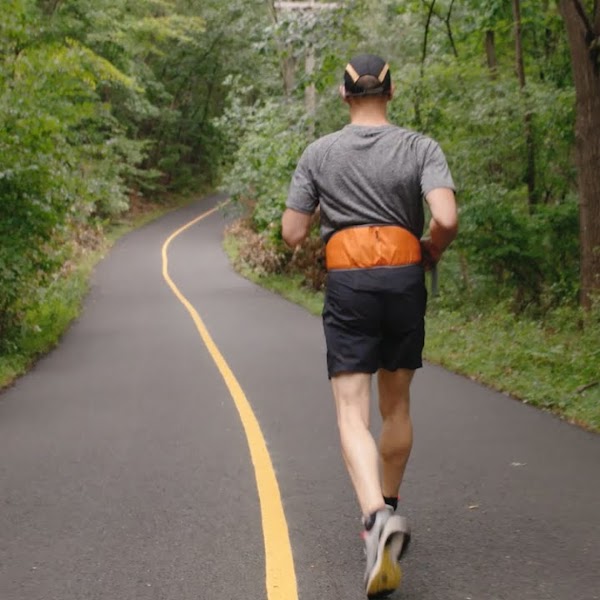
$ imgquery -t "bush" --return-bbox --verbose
[0,26,143,345]
[457,194,579,311]
[226,219,289,277]
[216,89,311,242]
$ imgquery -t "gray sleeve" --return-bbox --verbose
[420,139,455,197]
[286,146,318,214]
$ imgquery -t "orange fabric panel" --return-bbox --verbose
[325,225,422,271]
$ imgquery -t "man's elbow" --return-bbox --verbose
[430,214,458,251]
[282,227,307,248]
[281,209,310,248]
[443,217,459,240]
[427,188,458,238]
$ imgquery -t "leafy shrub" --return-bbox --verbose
[457,194,579,310]
[0,19,143,343]
[216,89,310,241]
[226,220,289,276]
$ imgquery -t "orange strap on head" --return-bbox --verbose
[326,225,422,271]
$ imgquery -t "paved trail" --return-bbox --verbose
[1,196,599,600]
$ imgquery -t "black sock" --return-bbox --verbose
[384,496,398,511]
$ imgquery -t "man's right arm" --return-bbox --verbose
[419,138,458,266]
[426,187,458,250]
[423,187,458,267]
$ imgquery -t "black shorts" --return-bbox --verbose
[322,266,427,378]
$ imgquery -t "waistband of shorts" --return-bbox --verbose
[325,225,422,271]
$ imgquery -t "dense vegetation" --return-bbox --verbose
[0,0,271,351]
[1,1,598,425]
[223,1,588,307]
[218,0,600,428]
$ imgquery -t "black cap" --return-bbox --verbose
[344,54,391,97]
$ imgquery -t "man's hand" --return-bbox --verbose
[420,238,442,272]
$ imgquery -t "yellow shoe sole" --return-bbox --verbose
[366,544,403,599]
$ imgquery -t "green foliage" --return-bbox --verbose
[0,192,192,390]
[216,0,581,317]
[424,297,600,431]
[457,197,579,309]
[217,91,310,241]
[216,0,598,430]
[0,13,144,341]
[1,0,593,431]
[0,0,272,348]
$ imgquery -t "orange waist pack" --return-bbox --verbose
[325,225,422,271]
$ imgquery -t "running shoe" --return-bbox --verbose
[395,515,411,561]
[363,508,407,598]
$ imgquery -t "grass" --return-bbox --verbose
[223,229,600,433]
[424,302,600,431]
[0,192,200,391]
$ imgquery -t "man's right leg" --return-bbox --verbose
[377,368,414,502]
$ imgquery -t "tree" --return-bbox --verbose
[513,0,537,207]
[559,0,600,308]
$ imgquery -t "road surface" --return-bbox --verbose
[1,195,599,600]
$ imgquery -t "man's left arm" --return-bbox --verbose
[282,208,312,248]
[282,147,318,248]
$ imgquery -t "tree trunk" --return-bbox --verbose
[559,0,600,309]
[443,0,458,58]
[512,0,537,207]
[41,0,62,15]
[267,0,296,98]
[414,0,437,129]
[485,30,497,78]
[305,46,316,139]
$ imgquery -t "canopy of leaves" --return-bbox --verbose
[216,0,582,315]
[0,0,591,347]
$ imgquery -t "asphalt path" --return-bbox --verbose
[1,195,599,600]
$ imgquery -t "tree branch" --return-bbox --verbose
[572,0,595,37]
[430,0,457,57]
[445,0,458,58]
[267,0,279,24]
[420,0,437,78]
[41,0,63,16]
[414,0,437,128]
[571,0,600,68]
[576,381,599,394]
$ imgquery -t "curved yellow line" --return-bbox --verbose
[161,202,298,600]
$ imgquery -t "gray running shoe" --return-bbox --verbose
[395,515,411,561]
[363,508,408,598]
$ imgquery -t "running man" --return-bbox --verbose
[281,54,458,598]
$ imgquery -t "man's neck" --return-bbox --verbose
[348,102,389,126]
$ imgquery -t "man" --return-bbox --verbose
[281,54,458,598]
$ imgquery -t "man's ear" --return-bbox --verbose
[339,84,350,104]
[388,83,395,101]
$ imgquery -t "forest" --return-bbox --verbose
[1,1,599,426]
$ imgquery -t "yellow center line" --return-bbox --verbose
[161,202,298,600]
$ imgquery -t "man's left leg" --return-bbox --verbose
[331,372,385,516]
[332,372,406,598]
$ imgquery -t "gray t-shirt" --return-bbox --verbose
[286,124,455,242]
